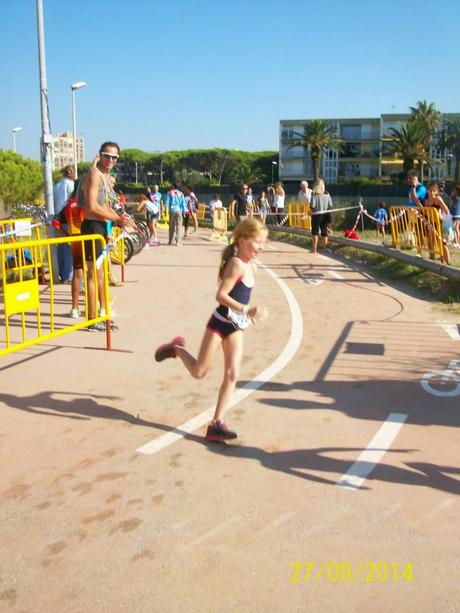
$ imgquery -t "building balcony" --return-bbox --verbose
[280,152,305,159]
[339,154,380,161]
[340,135,380,142]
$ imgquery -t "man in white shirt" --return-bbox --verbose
[53,165,75,282]
[298,180,312,205]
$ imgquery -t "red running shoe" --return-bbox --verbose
[205,420,238,442]
[155,336,186,362]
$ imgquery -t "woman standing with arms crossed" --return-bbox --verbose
[155,219,268,442]
[310,178,333,254]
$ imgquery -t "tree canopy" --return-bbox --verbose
[117,148,278,186]
[0,150,43,211]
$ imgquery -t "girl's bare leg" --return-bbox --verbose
[212,330,244,423]
[175,328,222,379]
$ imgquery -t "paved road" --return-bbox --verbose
[1,229,459,612]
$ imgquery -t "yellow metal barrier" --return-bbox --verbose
[211,208,229,242]
[197,203,207,221]
[158,208,169,230]
[389,207,418,251]
[415,207,448,262]
[389,206,447,262]
[0,234,113,356]
[109,226,126,282]
[288,203,311,231]
[0,218,45,275]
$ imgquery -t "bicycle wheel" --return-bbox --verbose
[129,232,145,256]
[136,221,149,245]
[110,234,134,264]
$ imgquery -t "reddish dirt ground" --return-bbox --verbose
[1,229,459,612]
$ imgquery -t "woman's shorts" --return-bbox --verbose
[81,219,108,261]
[146,210,159,222]
[311,212,331,237]
[207,313,239,339]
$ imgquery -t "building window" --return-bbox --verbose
[340,125,362,140]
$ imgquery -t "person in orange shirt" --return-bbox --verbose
[53,188,85,318]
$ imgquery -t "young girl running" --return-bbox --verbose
[155,219,268,442]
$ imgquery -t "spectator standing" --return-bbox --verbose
[53,187,85,318]
[274,181,285,224]
[425,182,451,264]
[183,186,199,237]
[209,193,223,211]
[407,169,427,206]
[246,187,255,218]
[310,178,333,253]
[77,141,135,331]
[256,190,269,224]
[266,185,275,222]
[450,185,460,244]
[142,184,162,244]
[374,201,388,241]
[298,180,312,205]
[53,164,75,283]
[165,184,187,246]
[230,184,249,222]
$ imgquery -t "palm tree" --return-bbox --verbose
[409,100,441,180]
[289,119,343,182]
[439,119,460,182]
[385,119,435,175]
[410,100,441,132]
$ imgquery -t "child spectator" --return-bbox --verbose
[374,201,388,241]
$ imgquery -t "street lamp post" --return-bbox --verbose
[71,81,87,179]
[271,161,278,183]
[12,127,23,153]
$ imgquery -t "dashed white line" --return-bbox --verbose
[328,270,344,280]
[337,413,408,491]
[137,261,304,455]
[440,323,460,340]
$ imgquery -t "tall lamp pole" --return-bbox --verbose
[36,0,54,216]
[12,127,23,153]
[71,81,87,179]
[271,161,278,183]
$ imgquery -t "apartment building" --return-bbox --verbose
[52,131,85,170]
[279,113,460,183]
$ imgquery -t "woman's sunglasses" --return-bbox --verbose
[100,152,119,161]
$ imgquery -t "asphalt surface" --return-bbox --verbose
[1,228,459,612]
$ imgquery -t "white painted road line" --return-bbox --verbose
[328,270,344,280]
[440,323,460,340]
[137,262,303,455]
[337,413,408,491]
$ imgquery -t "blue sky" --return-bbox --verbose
[1,0,459,161]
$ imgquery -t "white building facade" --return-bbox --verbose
[52,131,85,170]
[279,113,460,183]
